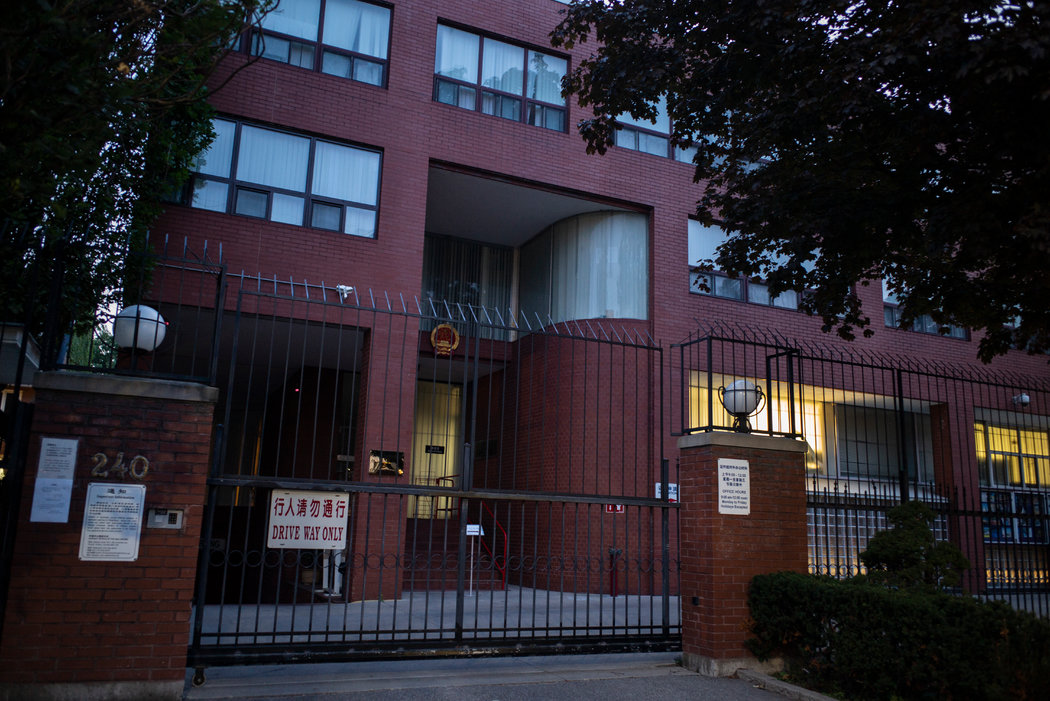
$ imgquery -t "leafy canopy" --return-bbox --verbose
[0,0,268,336]
[553,1,1050,361]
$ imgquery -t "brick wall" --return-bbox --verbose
[677,432,808,677]
[0,372,216,700]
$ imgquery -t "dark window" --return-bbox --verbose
[250,0,391,87]
[883,279,968,339]
[187,118,381,238]
[688,220,802,310]
[433,25,567,132]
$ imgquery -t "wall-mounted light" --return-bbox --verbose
[113,305,167,352]
[719,379,765,433]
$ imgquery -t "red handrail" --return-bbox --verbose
[478,501,508,591]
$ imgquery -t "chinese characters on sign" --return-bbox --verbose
[79,482,147,561]
[718,458,751,515]
[267,490,350,549]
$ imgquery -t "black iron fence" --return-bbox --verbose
[673,323,1050,616]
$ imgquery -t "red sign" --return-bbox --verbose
[605,504,625,514]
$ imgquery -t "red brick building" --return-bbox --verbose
[3,1,1047,692]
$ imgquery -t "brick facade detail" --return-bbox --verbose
[0,373,216,698]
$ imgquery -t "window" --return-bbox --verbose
[688,220,800,309]
[250,0,391,87]
[615,95,696,162]
[975,422,1050,489]
[188,118,381,237]
[833,405,933,482]
[521,212,648,322]
[434,25,567,132]
[883,279,968,339]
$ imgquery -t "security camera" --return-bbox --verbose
[1012,393,1031,408]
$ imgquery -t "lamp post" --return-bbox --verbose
[718,379,765,433]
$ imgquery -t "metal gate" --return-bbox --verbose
[189,282,679,667]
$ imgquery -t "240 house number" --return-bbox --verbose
[90,452,150,480]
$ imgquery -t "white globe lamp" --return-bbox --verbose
[113,305,167,352]
[718,379,765,433]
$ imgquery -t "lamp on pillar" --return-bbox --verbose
[718,379,764,433]
[114,305,167,352]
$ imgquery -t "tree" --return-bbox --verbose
[0,0,269,343]
[552,1,1050,361]
[860,500,970,592]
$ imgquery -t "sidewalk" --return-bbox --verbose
[182,652,827,701]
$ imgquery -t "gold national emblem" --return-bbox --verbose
[430,323,460,357]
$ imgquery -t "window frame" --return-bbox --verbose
[185,117,383,238]
[882,279,968,340]
[247,0,393,88]
[687,219,803,311]
[432,23,569,133]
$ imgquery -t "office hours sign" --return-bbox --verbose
[717,458,751,515]
[267,490,349,549]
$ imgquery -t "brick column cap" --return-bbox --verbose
[34,370,218,403]
[678,431,809,454]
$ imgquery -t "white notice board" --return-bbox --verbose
[30,437,78,523]
[717,458,750,515]
[79,483,146,561]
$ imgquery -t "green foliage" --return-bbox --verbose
[0,1,269,336]
[553,1,1050,360]
[860,500,970,592]
[748,572,1050,700]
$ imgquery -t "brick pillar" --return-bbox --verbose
[0,371,216,700]
[678,432,808,677]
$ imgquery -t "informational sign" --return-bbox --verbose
[30,437,79,523]
[78,483,146,561]
[465,524,485,536]
[718,458,751,515]
[605,504,625,514]
[267,490,350,550]
[654,482,679,503]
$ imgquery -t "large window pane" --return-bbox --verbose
[311,141,380,205]
[616,95,670,133]
[481,38,524,94]
[527,51,566,105]
[524,212,648,323]
[435,25,479,82]
[236,126,310,192]
[196,119,235,177]
[262,0,321,40]
[688,220,726,269]
[322,0,390,58]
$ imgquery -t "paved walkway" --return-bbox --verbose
[182,652,811,700]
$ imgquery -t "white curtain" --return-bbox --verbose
[323,0,389,58]
[236,126,310,192]
[344,206,375,237]
[435,25,479,81]
[481,38,524,94]
[262,0,321,40]
[530,211,648,323]
[687,220,726,268]
[526,51,566,104]
[197,119,236,177]
[311,141,380,205]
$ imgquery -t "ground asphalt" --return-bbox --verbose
[182,652,834,701]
